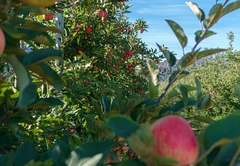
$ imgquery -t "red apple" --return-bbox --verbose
[86,27,92,34]
[43,13,53,20]
[117,26,122,31]
[150,115,199,165]
[97,10,107,18]
[70,129,76,134]
[126,26,131,31]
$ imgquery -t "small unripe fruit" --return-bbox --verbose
[0,29,5,55]
[150,115,199,165]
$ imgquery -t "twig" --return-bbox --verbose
[156,70,182,103]
[223,0,229,7]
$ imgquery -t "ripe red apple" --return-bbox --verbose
[97,10,107,18]
[70,129,76,134]
[0,28,5,55]
[117,26,122,31]
[150,115,199,165]
[126,26,131,31]
[43,14,54,20]
[86,27,92,34]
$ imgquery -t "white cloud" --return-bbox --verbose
[136,4,187,16]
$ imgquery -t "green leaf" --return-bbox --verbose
[108,82,124,111]
[116,159,146,166]
[48,140,70,166]
[160,98,196,114]
[234,84,240,100]
[147,58,161,99]
[197,138,233,165]
[107,115,139,138]
[124,99,137,115]
[20,48,62,66]
[14,140,38,166]
[18,21,63,34]
[7,54,38,107]
[91,98,104,121]
[100,96,111,113]
[13,6,41,16]
[147,58,159,86]
[199,94,214,110]
[204,4,224,29]
[0,150,15,166]
[194,116,215,124]
[17,28,55,46]
[127,125,155,158]
[179,85,188,107]
[156,43,176,66]
[177,49,200,70]
[0,23,21,38]
[202,112,240,148]
[199,113,240,164]
[165,19,188,48]
[197,48,226,60]
[195,30,217,42]
[168,70,189,83]
[81,154,103,166]
[213,142,239,166]
[4,47,27,57]
[150,156,180,166]
[222,1,240,17]
[167,88,180,100]
[186,1,205,22]
[29,98,63,108]
[27,62,62,90]
[24,159,53,166]
[67,141,115,166]
[195,77,202,108]
[172,98,196,113]
[79,141,114,161]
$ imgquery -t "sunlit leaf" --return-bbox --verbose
[27,63,62,90]
[156,43,176,66]
[197,48,226,60]
[204,4,224,29]
[186,1,205,22]
[222,1,240,17]
[195,30,217,42]
[165,20,188,48]
[177,49,200,70]
[18,22,62,34]
[7,54,38,107]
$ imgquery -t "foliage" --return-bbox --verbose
[1,0,240,166]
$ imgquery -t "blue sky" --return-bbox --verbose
[126,0,240,59]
